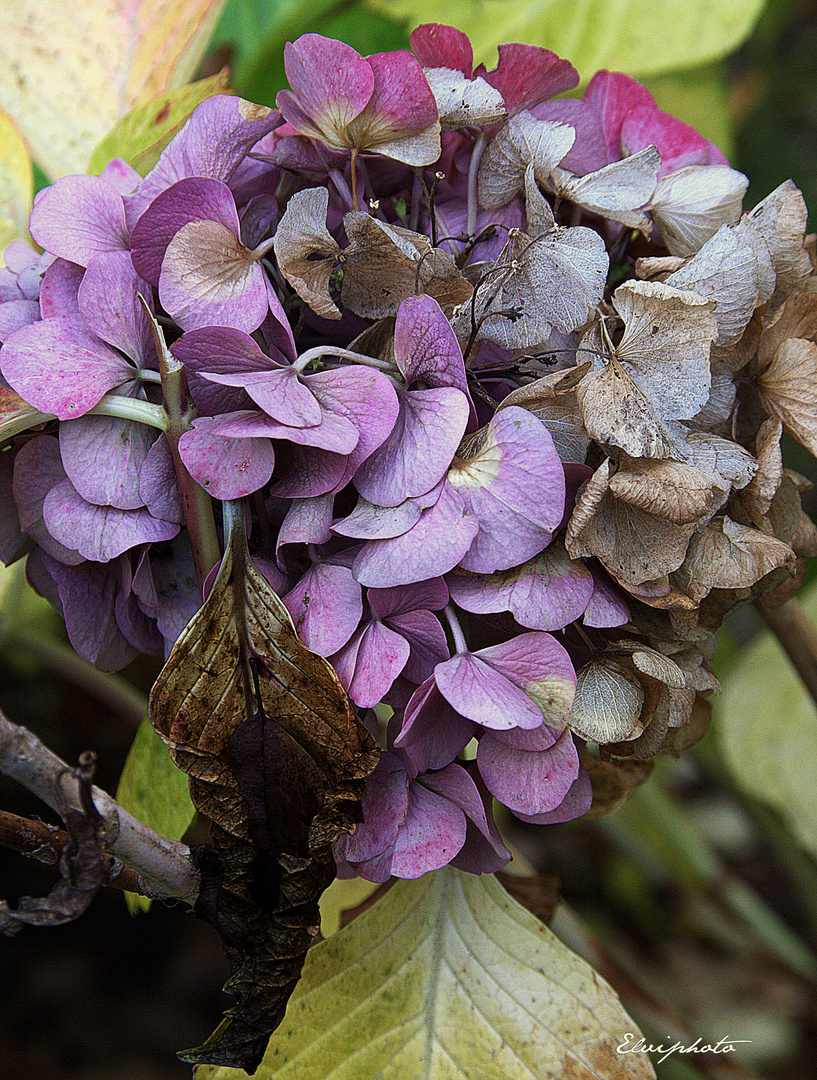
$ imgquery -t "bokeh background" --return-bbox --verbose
[1,1,817,1077]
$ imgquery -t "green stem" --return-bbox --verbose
[0,393,166,443]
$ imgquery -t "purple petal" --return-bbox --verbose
[0,449,25,563]
[11,435,83,564]
[40,555,138,671]
[29,176,127,267]
[131,177,241,286]
[306,366,400,468]
[532,99,609,174]
[421,763,511,873]
[177,415,275,499]
[515,766,592,824]
[447,543,594,631]
[394,294,470,393]
[59,410,154,510]
[0,315,135,419]
[278,35,374,139]
[214,407,359,455]
[205,366,322,427]
[449,406,565,573]
[333,493,425,540]
[77,251,155,366]
[353,386,470,507]
[135,96,280,211]
[387,781,467,878]
[159,220,269,332]
[386,609,450,684]
[352,482,479,587]
[472,632,576,725]
[43,480,179,562]
[0,299,39,340]
[368,577,449,618]
[170,326,272,416]
[331,619,410,708]
[337,752,409,864]
[277,495,334,552]
[39,259,83,319]
[282,561,362,656]
[139,435,184,524]
[395,677,477,771]
[270,443,348,499]
[583,571,630,628]
[434,650,546,730]
[152,535,202,655]
[477,726,580,816]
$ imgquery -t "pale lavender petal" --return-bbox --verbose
[421,763,511,873]
[337,752,409,864]
[40,555,138,671]
[214,407,359,455]
[99,157,141,197]
[307,366,400,468]
[477,727,580,815]
[395,677,477,771]
[0,315,134,419]
[11,435,83,564]
[0,450,25,563]
[354,386,470,506]
[475,632,577,707]
[170,326,271,415]
[449,406,565,573]
[331,620,410,708]
[388,781,467,879]
[447,544,594,631]
[204,366,322,427]
[332,494,425,540]
[43,480,179,561]
[434,650,545,730]
[394,294,470,393]
[159,220,270,332]
[387,609,450,684]
[59,411,154,509]
[177,415,275,499]
[39,259,83,318]
[368,577,449,618]
[0,299,39,340]
[514,766,592,824]
[130,177,241,285]
[77,250,155,365]
[135,96,280,210]
[139,434,184,524]
[352,482,479,587]
[29,175,128,266]
[282,561,362,656]
[277,495,334,552]
[583,571,630,628]
[483,724,559,751]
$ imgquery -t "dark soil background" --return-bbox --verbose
[2,2,817,1078]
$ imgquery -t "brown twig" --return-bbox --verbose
[755,595,817,712]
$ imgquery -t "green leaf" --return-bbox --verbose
[88,71,231,176]
[198,867,655,1080]
[717,583,817,861]
[116,715,196,913]
[365,0,767,79]
[0,106,33,254]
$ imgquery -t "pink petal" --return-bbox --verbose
[368,577,449,619]
[139,435,183,524]
[337,752,409,864]
[78,251,154,365]
[278,35,374,140]
[434,650,546,731]
[205,366,322,427]
[331,619,410,708]
[621,104,729,176]
[171,326,273,416]
[477,727,580,815]
[515,767,592,824]
[39,259,83,319]
[395,677,477,771]
[214,407,359,455]
[410,24,474,75]
[11,435,83,564]
[583,70,657,161]
[388,781,467,878]
[277,495,335,552]
[29,175,128,267]
[421,763,511,873]
[481,44,578,114]
[59,411,154,510]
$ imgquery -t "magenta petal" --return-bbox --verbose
[139,435,183,524]
[170,326,272,415]
[331,619,410,708]
[130,177,241,285]
[621,104,729,176]
[395,677,477,771]
[282,561,362,656]
[43,480,178,562]
[39,259,83,319]
[40,555,138,671]
[449,406,565,573]
[583,70,657,160]
[515,766,592,824]
[0,315,134,419]
[338,752,409,864]
[11,436,83,564]
[30,175,128,267]
[354,387,470,506]
[279,35,374,136]
[206,366,322,427]
[482,44,579,114]
[356,50,439,143]
[177,416,275,499]
[270,444,348,499]
[352,482,479,587]
[59,412,154,510]
[410,24,474,75]
[77,251,155,365]
[388,781,467,878]
[477,727,580,815]
[214,407,359,455]
[434,651,546,730]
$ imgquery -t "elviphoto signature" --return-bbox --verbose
[617,1033,753,1065]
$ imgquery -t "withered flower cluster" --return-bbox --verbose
[1,22,816,879]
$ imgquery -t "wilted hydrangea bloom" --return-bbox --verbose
[2,23,816,879]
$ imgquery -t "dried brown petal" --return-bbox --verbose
[550,146,661,232]
[746,179,813,299]
[672,516,795,602]
[757,337,817,455]
[609,456,727,526]
[568,658,645,743]
[578,748,653,819]
[733,418,783,523]
[273,187,342,319]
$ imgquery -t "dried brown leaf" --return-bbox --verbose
[579,748,653,819]
[149,515,378,1071]
[609,456,727,526]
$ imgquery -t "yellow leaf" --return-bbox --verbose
[0,107,32,256]
[0,0,227,179]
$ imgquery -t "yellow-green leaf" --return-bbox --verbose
[717,583,817,860]
[367,0,766,80]
[643,63,735,160]
[199,867,655,1080]
[88,70,231,176]
[0,107,32,255]
[0,0,227,179]
[116,714,196,913]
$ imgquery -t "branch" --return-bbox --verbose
[0,708,200,902]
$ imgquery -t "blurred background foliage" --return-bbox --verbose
[2,1,817,1078]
